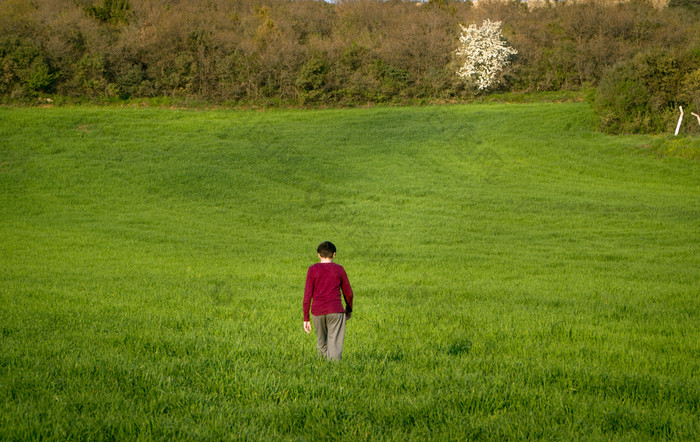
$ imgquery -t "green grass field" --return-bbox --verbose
[1,103,698,440]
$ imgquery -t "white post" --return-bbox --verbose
[691,112,700,127]
[674,106,684,136]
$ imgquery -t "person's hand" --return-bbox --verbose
[345,312,352,321]
[303,321,312,334]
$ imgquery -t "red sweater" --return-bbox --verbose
[303,262,353,322]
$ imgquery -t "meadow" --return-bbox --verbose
[0,102,698,440]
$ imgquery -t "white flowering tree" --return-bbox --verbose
[454,19,517,91]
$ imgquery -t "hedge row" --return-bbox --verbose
[2,0,699,133]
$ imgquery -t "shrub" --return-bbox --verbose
[680,67,700,112]
[594,49,700,134]
[295,56,329,102]
[454,19,517,92]
[114,64,145,99]
[72,53,111,98]
[84,0,132,26]
[668,0,700,9]
[373,60,409,101]
[0,38,56,97]
[25,61,55,93]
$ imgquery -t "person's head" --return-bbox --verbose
[317,241,337,259]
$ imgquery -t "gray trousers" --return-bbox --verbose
[312,313,346,361]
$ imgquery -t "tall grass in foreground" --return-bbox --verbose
[1,103,698,440]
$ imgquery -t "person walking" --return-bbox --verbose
[303,241,354,361]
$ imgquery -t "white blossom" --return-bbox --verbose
[454,19,517,91]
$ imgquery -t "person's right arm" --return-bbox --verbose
[303,266,314,331]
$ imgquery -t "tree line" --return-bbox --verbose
[1,0,699,133]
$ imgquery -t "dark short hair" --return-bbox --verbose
[317,241,337,258]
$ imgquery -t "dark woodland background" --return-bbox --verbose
[2,0,699,133]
